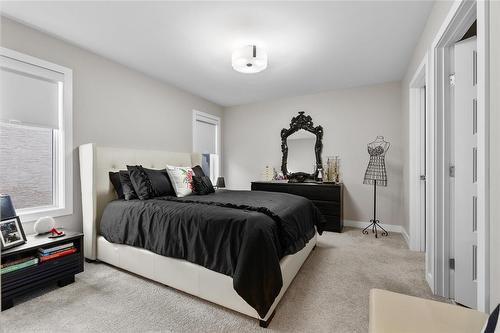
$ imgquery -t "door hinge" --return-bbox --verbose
[449,165,455,178]
[420,175,426,181]
[449,73,456,87]
[449,258,455,270]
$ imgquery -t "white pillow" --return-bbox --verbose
[166,165,194,197]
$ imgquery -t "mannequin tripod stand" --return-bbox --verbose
[362,180,388,238]
[363,136,390,238]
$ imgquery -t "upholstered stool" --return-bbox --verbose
[369,288,488,333]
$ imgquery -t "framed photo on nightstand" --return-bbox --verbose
[0,216,26,250]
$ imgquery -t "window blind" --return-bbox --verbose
[1,55,63,129]
[194,119,217,154]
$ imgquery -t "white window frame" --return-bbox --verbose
[192,110,221,180]
[1,47,73,223]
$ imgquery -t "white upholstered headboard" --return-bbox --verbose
[79,143,201,260]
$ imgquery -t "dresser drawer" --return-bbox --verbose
[252,183,341,201]
[312,200,341,217]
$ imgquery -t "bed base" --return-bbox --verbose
[79,143,317,327]
[95,234,316,325]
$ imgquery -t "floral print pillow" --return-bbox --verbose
[166,165,194,197]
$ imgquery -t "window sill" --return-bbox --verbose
[17,206,73,224]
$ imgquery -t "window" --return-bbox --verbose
[192,110,221,184]
[0,48,73,222]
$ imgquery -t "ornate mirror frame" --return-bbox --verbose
[281,111,323,182]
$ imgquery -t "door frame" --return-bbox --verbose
[430,0,490,311]
[409,54,429,256]
[192,110,222,156]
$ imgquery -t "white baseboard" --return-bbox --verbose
[344,220,411,248]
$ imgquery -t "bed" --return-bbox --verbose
[79,143,320,327]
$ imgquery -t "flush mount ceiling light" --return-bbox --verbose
[231,45,268,74]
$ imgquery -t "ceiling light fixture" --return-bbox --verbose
[232,45,267,74]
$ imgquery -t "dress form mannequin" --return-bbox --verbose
[363,136,390,237]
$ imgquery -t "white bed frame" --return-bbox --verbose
[79,143,317,326]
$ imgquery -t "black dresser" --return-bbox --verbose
[251,181,343,232]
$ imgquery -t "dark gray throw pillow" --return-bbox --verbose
[192,176,215,195]
[119,170,138,200]
[192,165,206,177]
[109,171,125,199]
[127,165,175,200]
[145,168,175,197]
[127,165,154,200]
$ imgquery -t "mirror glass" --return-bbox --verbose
[286,130,316,173]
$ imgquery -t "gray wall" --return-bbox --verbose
[490,0,500,312]
[0,17,224,233]
[400,1,454,234]
[224,82,403,227]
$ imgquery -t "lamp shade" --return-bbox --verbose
[216,177,226,188]
[232,45,268,74]
[0,194,17,221]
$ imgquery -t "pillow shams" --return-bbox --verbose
[145,168,175,197]
[127,166,176,200]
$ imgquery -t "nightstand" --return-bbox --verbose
[1,231,84,310]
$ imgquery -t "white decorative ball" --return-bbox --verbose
[34,216,55,234]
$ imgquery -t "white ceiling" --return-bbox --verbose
[1,1,433,107]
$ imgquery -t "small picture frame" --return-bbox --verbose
[0,216,27,250]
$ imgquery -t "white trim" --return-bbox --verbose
[476,0,490,312]
[401,228,410,248]
[344,220,410,247]
[430,0,489,311]
[0,47,73,223]
[409,54,429,254]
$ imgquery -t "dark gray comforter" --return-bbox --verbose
[100,190,324,317]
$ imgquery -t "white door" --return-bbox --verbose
[453,36,477,308]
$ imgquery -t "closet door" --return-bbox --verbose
[453,36,477,309]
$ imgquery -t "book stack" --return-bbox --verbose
[1,256,39,274]
[38,242,77,262]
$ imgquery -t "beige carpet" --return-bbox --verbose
[1,228,440,333]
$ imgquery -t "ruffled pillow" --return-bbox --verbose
[192,176,215,195]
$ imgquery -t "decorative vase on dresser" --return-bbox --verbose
[251,181,344,232]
